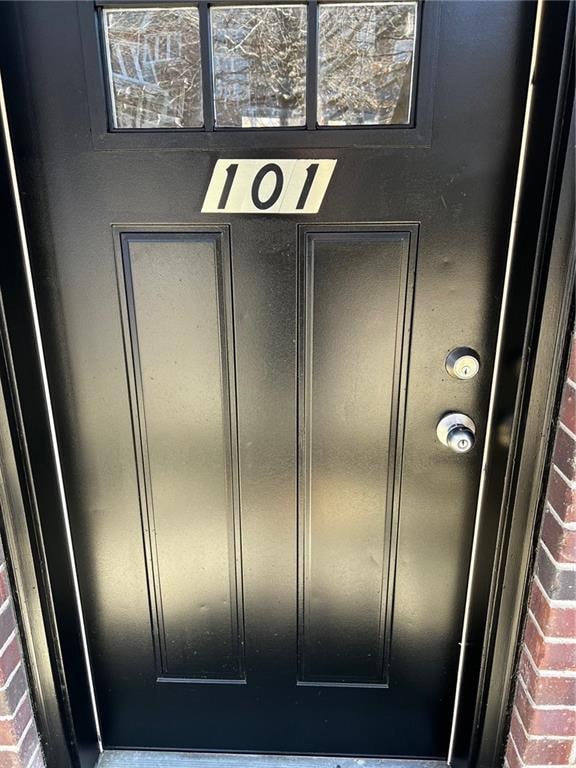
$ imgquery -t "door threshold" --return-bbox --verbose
[97,751,447,768]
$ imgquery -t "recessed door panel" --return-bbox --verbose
[298,229,414,686]
[119,231,244,682]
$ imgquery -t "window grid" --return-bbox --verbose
[99,0,418,132]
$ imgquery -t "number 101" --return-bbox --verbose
[202,159,337,215]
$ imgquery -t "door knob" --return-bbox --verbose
[437,413,476,453]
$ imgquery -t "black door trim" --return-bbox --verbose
[0,2,573,767]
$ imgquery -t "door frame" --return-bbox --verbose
[0,2,573,767]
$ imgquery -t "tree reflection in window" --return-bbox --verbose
[104,8,203,128]
[211,5,307,128]
[318,2,417,126]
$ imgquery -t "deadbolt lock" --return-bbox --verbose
[437,413,476,454]
[446,347,480,380]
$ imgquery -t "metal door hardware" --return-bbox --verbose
[445,348,480,380]
[437,413,476,453]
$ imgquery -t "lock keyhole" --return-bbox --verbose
[437,413,476,454]
[446,348,480,380]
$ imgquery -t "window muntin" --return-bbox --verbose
[101,2,418,131]
[103,7,203,128]
[317,3,417,126]
[211,5,307,128]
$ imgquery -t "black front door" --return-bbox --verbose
[1,0,535,760]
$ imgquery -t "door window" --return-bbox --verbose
[317,3,416,125]
[103,7,203,128]
[101,2,418,131]
[211,5,307,128]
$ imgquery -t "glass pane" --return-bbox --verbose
[103,8,203,129]
[211,5,307,128]
[318,2,417,126]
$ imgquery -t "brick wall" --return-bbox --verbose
[506,332,576,768]
[0,538,44,768]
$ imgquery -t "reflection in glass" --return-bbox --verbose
[211,5,307,128]
[318,2,417,126]
[103,8,203,128]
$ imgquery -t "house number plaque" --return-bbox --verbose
[202,159,337,214]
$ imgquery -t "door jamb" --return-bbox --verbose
[448,2,575,765]
[474,18,575,768]
[0,25,100,765]
[0,2,574,767]
[0,299,77,768]
[0,74,83,768]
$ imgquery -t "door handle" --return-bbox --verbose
[437,413,476,453]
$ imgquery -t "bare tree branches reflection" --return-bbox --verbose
[104,3,416,130]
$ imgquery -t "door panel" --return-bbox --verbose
[298,228,415,687]
[119,230,245,682]
[1,0,535,760]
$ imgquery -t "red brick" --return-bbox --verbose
[16,720,39,766]
[0,603,17,651]
[507,342,576,759]
[509,708,573,764]
[516,681,576,736]
[0,544,43,767]
[547,468,576,524]
[567,337,576,383]
[535,543,576,601]
[0,752,29,768]
[552,426,576,482]
[524,614,576,671]
[27,746,45,768]
[559,383,576,434]
[509,708,528,750]
[523,737,573,765]
[540,507,576,564]
[505,736,523,768]
[0,569,10,607]
[0,719,39,768]
[0,664,28,718]
[0,637,21,688]
[529,581,576,637]
[0,694,32,745]
[519,650,576,705]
